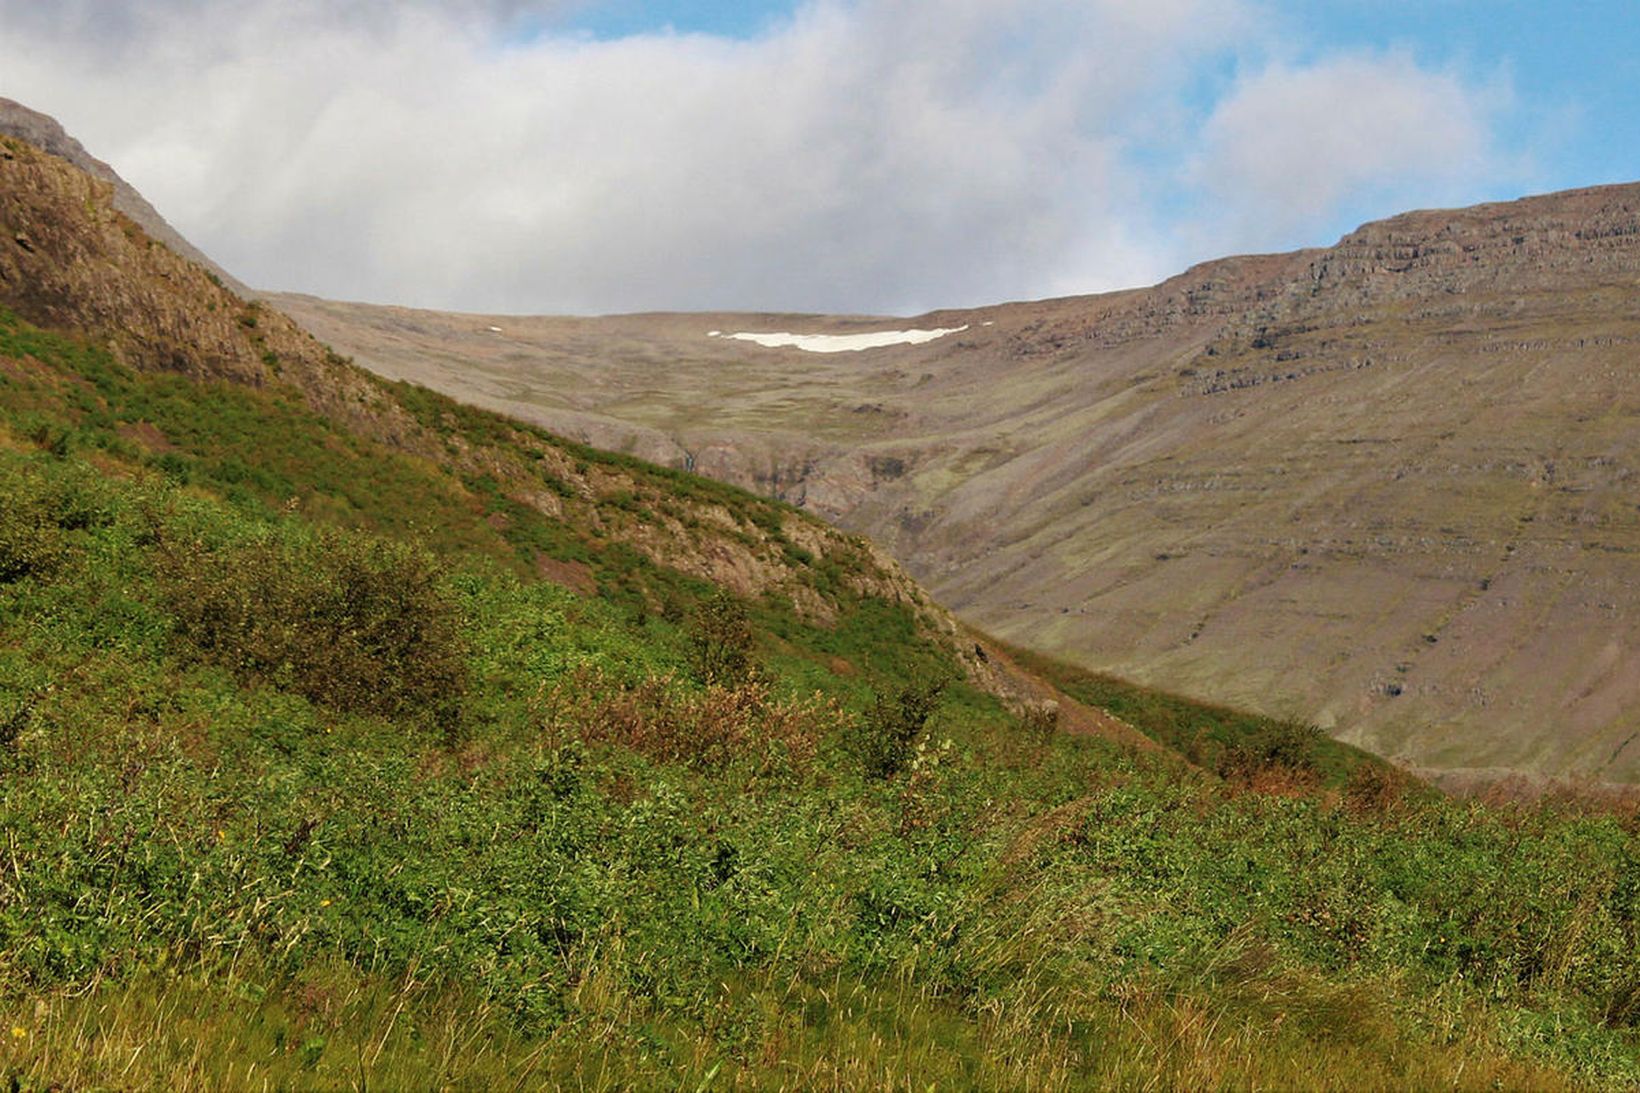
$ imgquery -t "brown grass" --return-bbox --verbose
[546,668,834,775]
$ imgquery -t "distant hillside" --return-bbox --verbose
[276,184,1640,786]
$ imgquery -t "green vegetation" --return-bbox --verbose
[1004,641,1383,786]
[157,522,468,730]
[685,590,754,686]
[848,676,950,779]
[0,309,1637,1087]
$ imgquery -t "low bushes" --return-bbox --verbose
[157,524,468,724]
[0,466,68,584]
[547,668,829,774]
[849,677,948,778]
[685,591,755,686]
[1215,721,1324,788]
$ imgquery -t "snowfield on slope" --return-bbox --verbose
[708,326,968,352]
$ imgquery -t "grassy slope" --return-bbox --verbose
[1000,641,1384,786]
[0,305,949,688]
[0,310,1637,1088]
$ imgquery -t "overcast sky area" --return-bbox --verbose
[1,1,1634,315]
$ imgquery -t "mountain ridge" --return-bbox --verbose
[0,97,246,294]
[272,181,1640,785]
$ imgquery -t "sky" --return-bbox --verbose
[0,1,1633,316]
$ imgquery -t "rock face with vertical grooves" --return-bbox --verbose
[274,184,1640,785]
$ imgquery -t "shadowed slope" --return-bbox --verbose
[0,97,245,293]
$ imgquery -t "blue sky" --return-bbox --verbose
[1,0,1632,313]
[1274,0,1638,190]
[561,0,798,39]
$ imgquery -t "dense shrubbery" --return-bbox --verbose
[156,523,468,725]
[546,668,828,774]
[849,676,948,778]
[0,465,68,584]
[1215,720,1324,787]
[684,590,755,686]
[1342,756,1412,814]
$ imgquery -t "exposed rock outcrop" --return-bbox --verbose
[0,97,246,293]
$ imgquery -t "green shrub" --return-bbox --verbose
[548,669,827,772]
[0,696,32,751]
[0,467,67,583]
[850,677,948,778]
[1020,700,1060,742]
[686,590,754,686]
[1341,759,1408,814]
[158,525,468,724]
[1215,721,1322,784]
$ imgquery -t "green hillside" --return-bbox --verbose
[0,288,1635,1093]
[0,134,1638,1088]
[276,182,1640,786]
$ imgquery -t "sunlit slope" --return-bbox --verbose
[279,185,1640,783]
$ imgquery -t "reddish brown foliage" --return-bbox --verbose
[544,668,833,774]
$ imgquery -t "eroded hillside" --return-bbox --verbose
[0,126,1173,753]
[0,97,242,292]
[276,185,1640,784]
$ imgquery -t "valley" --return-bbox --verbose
[275,183,1640,785]
[3,99,1640,1088]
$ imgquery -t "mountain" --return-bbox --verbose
[273,184,1640,786]
[4,106,1640,1089]
[0,97,245,294]
[0,118,1148,741]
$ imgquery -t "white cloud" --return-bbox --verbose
[0,1,1518,314]
[1188,52,1508,250]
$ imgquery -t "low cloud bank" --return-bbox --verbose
[0,1,1518,314]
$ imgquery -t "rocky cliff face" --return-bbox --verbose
[0,98,245,293]
[1308,184,1640,301]
[0,131,409,442]
[276,182,1640,785]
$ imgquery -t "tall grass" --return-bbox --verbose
[1,311,1638,1087]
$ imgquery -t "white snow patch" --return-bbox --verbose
[487,325,503,333]
[711,326,968,353]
